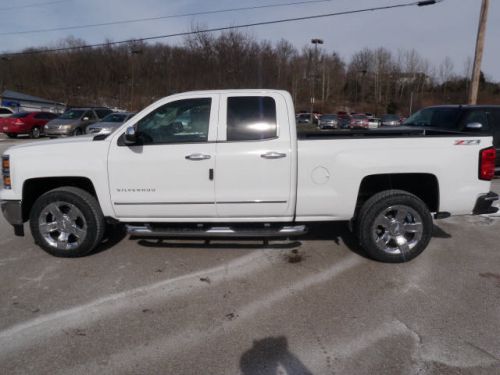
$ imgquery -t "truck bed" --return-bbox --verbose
[297,126,478,140]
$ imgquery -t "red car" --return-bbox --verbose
[0,111,58,139]
[349,114,369,129]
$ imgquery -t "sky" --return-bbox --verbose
[0,0,499,82]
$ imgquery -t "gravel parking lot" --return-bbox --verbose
[1,135,499,375]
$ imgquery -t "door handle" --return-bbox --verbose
[261,151,287,159]
[185,153,211,161]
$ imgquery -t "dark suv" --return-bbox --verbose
[404,105,500,174]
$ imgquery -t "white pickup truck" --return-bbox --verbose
[1,90,498,262]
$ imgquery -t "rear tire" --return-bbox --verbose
[356,190,433,263]
[6,133,17,138]
[29,187,105,258]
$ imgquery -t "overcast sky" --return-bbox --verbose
[0,0,499,81]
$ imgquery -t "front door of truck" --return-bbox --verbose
[108,95,218,219]
[215,93,294,219]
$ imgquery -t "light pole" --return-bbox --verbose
[310,38,323,124]
[129,47,143,110]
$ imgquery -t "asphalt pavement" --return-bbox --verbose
[0,135,499,375]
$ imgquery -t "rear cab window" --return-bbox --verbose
[226,96,277,141]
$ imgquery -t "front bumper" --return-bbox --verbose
[1,200,24,236]
[45,127,73,137]
[1,200,23,225]
[472,192,499,215]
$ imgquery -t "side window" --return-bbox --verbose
[136,98,211,145]
[34,113,45,119]
[463,110,490,131]
[227,96,277,141]
[0,108,12,114]
[96,109,111,118]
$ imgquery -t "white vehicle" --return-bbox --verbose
[1,90,498,262]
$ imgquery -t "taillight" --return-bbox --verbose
[14,119,24,126]
[2,155,11,189]
[479,147,496,181]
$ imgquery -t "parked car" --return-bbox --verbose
[381,114,402,127]
[367,117,381,129]
[45,107,111,137]
[0,111,58,138]
[86,112,136,135]
[1,90,497,264]
[0,107,14,118]
[318,114,339,129]
[404,105,500,174]
[337,112,351,129]
[349,114,369,129]
[296,113,320,125]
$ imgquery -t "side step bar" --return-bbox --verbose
[126,224,307,239]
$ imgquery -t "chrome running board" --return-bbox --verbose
[126,224,307,239]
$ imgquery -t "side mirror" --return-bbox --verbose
[124,126,137,144]
[83,117,90,121]
[466,122,483,130]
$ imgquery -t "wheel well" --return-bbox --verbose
[22,177,97,221]
[355,173,439,214]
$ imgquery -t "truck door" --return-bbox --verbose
[107,94,219,219]
[215,93,294,220]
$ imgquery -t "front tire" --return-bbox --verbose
[30,187,105,257]
[73,128,83,136]
[30,126,41,139]
[6,133,17,138]
[356,190,433,263]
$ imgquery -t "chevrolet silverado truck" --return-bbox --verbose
[1,90,498,262]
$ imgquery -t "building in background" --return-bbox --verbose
[1,90,65,113]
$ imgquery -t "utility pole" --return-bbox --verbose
[310,38,323,124]
[469,0,489,105]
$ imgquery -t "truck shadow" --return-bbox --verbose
[240,336,314,375]
[133,221,451,260]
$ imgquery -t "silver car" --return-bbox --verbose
[45,108,111,137]
[318,114,339,129]
[381,114,402,127]
[86,112,136,135]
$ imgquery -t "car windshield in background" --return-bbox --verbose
[101,113,127,123]
[353,115,367,120]
[59,110,84,120]
[321,115,337,120]
[382,115,399,121]
[404,108,461,129]
[11,112,30,118]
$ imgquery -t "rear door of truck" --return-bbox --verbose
[214,92,295,219]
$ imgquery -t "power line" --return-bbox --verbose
[0,0,339,36]
[0,0,70,11]
[1,0,443,57]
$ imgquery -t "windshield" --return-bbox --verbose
[59,110,85,120]
[101,113,127,123]
[404,107,461,129]
[353,115,366,120]
[382,114,399,121]
[11,112,29,118]
[321,115,337,120]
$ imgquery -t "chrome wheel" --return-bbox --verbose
[372,205,423,255]
[38,201,87,250]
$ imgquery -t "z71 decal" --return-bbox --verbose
[454,140,481,146]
